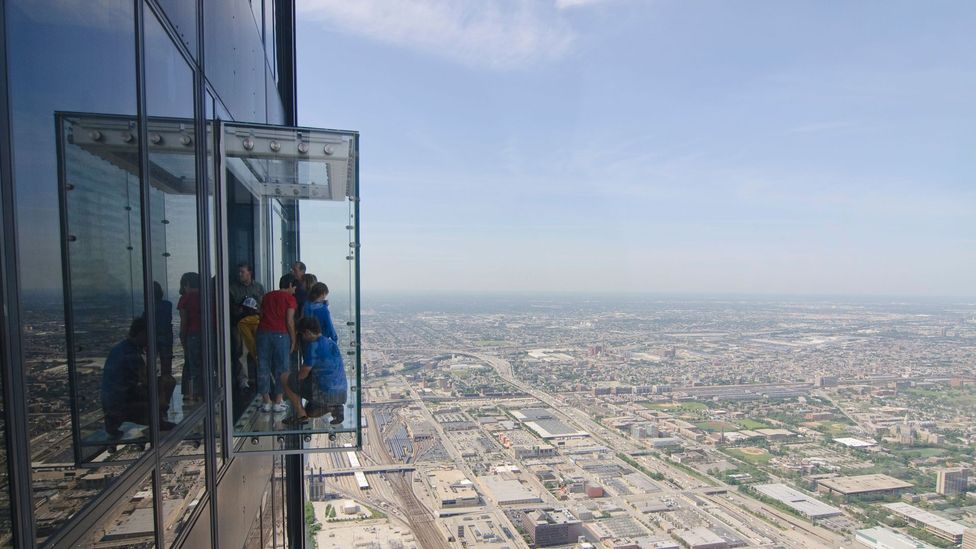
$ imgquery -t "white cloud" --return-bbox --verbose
[555,0,614,9]
[298,0,575,69]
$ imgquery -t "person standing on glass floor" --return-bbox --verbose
[255,275,297,413]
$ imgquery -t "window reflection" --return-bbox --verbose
[0,304,10,548]
[60,114,150,457]
[79,472,156,548]
[100,316,173,437]
[160,417,207,547]
[6,0,141,540]
[145,9,201,432]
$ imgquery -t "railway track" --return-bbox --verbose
[388,471,447,549]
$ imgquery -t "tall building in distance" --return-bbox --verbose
[937,467,970,497]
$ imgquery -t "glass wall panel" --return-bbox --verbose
[221,123,360,453]
[266,64,286,126]
[58,113,149,459]
[79,472,156,548]
[204,0,268,122]
[5,0,142,541]
[264,0,277,80]
[159,417,207,546]
[156,0,198,57]
[145,8,201,432]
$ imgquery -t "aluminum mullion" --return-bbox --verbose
[0,1,38,544]
[133,2,164,548]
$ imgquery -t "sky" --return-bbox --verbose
[296,0,976,297]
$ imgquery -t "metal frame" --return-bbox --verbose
[218,120,362,458]
[0,1,37,545]
[54,113,86,468]
[133,3,166,546]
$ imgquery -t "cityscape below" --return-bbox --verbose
[305,293,975,549]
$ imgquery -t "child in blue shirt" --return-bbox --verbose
[301,282,338,342]
[281,316,347,426]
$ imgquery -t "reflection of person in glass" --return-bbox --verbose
[101,317,176,438]
[178,272,203,403]
[230,261,264,389]
[281,317,347,426]
[302,282,338,342]
[153,281,176,413]
[256,275,297,412]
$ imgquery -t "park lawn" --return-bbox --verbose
[738,419,770,430]
[726,447,773,465]
[894,447,948,459]
[818,420,852,434]
[695,420,740,432]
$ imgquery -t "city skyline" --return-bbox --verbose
[297,1,976,297]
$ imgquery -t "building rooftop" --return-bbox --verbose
[676,527,726,547]
[525,508,579,526]
[524,419,589,439]
[479,477,542,505]
[512,408,554,421]
[818,474,913,494]
[834,437,877,448]
[754,483,843,518]
[855,526,936,549]
[882,503,967,537]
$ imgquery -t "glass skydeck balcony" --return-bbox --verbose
[56,113,360,467]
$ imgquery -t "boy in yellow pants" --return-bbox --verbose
[237,296,260,388]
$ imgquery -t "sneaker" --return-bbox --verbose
[261,403,273,412]
[329,412,344,425]
[272,402,288,413]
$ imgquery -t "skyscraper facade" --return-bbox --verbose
[0,1,309,547]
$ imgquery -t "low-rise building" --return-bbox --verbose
[428,469,481,508]
[882,503,967,545]
[855,527,935,549]
[520,509,581,547]
[753,483,843,519]
[675,527,728,549]
[817,474,913,500]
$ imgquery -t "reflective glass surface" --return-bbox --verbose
[204,0,268,122]
[5,0,141,540]
[221,123,361,453]
[0,258,10,548]
[264,0,277,80]
[79,472,156,548]
[156,0,198,57]
[160,417,207,546]
[145,9,202,433]
[59,114,149,460]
